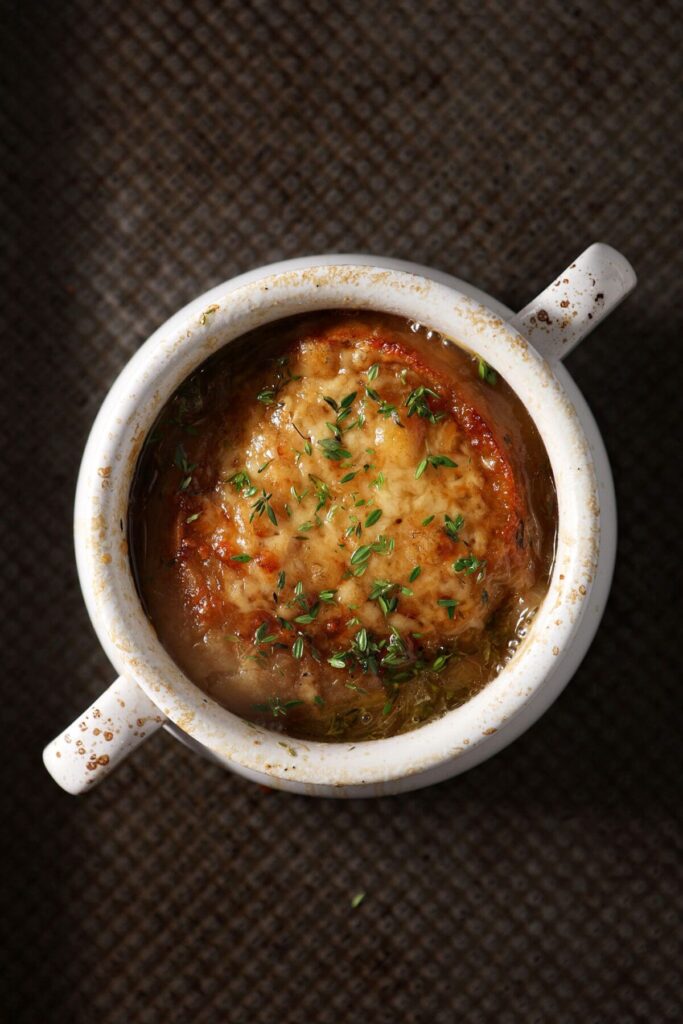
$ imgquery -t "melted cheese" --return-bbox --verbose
[132,314,552,739]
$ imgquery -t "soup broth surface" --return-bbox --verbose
[130,311,557,741]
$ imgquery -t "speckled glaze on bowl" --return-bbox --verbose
[43,245,635,796]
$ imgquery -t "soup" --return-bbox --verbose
[129,311,557,741]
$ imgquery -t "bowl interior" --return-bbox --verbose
[75,262,599,788]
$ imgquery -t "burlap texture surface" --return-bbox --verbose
[3,1,682,1021]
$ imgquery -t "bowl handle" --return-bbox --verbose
[42,676,166,794]
[509,242,636,363]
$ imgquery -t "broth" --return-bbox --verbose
[129,311,557,741]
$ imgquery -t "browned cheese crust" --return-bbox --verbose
[131,314,555,740]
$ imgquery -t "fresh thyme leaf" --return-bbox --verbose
[323,395,339,412]
[350,892,366,909]
[277,570,286,590]
[367,364,379,382]
[417,454,458,478]
[319,589,337,602]
[255,622,277,644]
[365,508,383,527]
[257,460,273,473]
[174,445,197,490]
[253,696,304,716]
[437,597,459,619]
[304,440,313,455]
[371,471,385,490]
[317,437,352,461]
[409,565,421,582]
[298,521,315,532]
[328,654,347,669]
[429,454,457,469]
[231,554,253,563]
[185,512,202,524]
[378,400,398,419]
[453,554,487,580]
[350,544,373,566]
[405,385,443,422]
[477,358,497,385]
[444,513,464,541]
[382,700,394,716]
[340,391,357,408]
[313,695,325,706]
[256,388,277,405]
[368,579,401,615]
[292,636,304,659]
[250,490,278,526]
[294,604,320,624]
[309,474,331,511]
[365,385,380,402]
[340,471,357,484]
[421,515,435,526]
[431,653,454,672]
[345,682,368,694]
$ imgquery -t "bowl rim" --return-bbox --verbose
[74,257,600,788]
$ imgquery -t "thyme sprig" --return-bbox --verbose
[250,489,278,526]
[405,385,444,423]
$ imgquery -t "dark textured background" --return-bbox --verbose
[3,1,682,1021]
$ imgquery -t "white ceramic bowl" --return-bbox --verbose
[43,245,635,796]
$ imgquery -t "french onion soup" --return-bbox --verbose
[129,312,557,741]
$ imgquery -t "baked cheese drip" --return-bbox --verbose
[131,313,556,741]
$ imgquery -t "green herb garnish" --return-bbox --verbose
[250,490,278,526]
[477,358,497,385]
[437,598,459,620]
[317,437,352,462]
[309,474,331,512]
[227,469,258,498]
[255,622,278,644]
[256,388,277,405]
[294,604,320,625]
[415,454,458,479]
[185,512,202,524]
[444,513,464,541]
[365,508,383,528]
[231,554,253,563]
[409,565,421,582]
[367,364,379,382]
[421,515,435,526]
[431,653,454,672]
[453,554,487,581]
[405,385,444,423]
[174,444,197,492]
[292,636,305,659]
[253,696,304,716]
